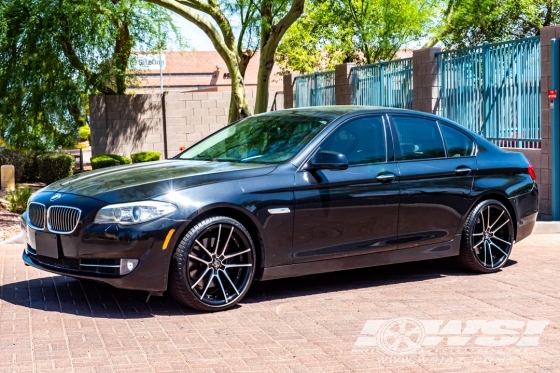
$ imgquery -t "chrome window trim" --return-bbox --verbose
[47,205,82,234]
[27,202,46,231]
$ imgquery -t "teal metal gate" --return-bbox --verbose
[294,71,336,107]
[437,37,541,149]
[351,58,413,109]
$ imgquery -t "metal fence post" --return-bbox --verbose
[380,61,385,106]
[313,72,318,107]
[482,41,491,138]
[551,39,560,220]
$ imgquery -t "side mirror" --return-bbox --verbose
[308,151,349,170]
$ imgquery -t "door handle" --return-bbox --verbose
[455,166,472,175]
[376,173,396,182]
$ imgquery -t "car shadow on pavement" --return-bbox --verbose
[0,257,516,318]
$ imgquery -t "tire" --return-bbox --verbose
[169,216,256,312]
[457,199,514,273]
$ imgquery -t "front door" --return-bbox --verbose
[293,115,400,263]
[389,114,477,248]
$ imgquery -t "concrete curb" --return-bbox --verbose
[0,233,23,245]
[533,222,560,234]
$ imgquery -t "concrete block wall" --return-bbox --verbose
[412,47,441,114]
[536,25,560,220]
[90,90,276,159]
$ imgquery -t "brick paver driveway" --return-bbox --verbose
[0,235,559,372]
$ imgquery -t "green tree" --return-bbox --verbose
[431,0,560,48]
[276,0,437,74]
[146,0,305,120]
[0,0,181,151]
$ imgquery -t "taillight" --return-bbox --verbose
[528,163,537,181]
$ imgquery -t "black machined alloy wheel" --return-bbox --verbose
[458,199,515,273]
[169,216,256,311]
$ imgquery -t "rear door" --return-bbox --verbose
[389,114,477,248]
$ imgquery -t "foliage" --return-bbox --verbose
[146,0,304,119]
[433,0,560,48]
[91,153,132,169]
[0,150,40,183]
[37,153,75,185]
[78,126,91,142]
[0,0,183,151]
[277,0,437,73]
[130,151,161,163]
[6,185,33,214]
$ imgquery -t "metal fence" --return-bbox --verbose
[294,71,336,107]
[437,36,541,148]
[351,58,413,109]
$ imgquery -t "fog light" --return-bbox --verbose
[119,259,139,275]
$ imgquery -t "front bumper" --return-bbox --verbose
[21,213,187,293]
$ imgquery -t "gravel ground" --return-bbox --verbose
[0,182,44,242]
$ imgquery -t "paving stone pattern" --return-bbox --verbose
[0,235,559,372]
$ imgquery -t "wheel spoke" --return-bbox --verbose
[220,269,240,295]
[488,210,505,231]
[472,232,484,236]
[188,254,209,265]
[215,272,229,304]
[492,235,512,246]
[220,227,235,256]
[481,211,486,231]
[195,239,213,258]
[191,267,210,289]
[200,271,215,299]
[489,240,509,257]
[491,218,510,234]
[223,248,250,260]
[488,241,494,268]
[224,263,252,268]
[487,206,491,230]
[473,238,484,248]
[214,224,222,255]
[483,241,487,266]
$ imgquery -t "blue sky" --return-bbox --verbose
[172,13,217,51]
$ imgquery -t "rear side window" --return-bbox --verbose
[391,116,445,160]
[440,123,474,157]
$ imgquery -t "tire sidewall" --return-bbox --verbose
[461,199,514,273]
[170,216,256,312]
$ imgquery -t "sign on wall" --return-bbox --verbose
[129,53,166,71]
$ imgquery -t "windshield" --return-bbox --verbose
[178,112,335,164]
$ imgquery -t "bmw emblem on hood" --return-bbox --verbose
[50,193,62,201]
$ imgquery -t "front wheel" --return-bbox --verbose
[458,199,514,273]
[169,216,256,311]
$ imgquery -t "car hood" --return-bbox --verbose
[39,160,276,203]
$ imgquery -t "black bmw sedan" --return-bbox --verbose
[22,107,538,311]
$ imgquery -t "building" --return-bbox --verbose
[129,51,283,94]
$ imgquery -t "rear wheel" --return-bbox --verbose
[458,199,514,273]
[169,216,256,311]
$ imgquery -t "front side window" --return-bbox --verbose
[392,116,445,160]
[179,112,335,164]
[319,116,386,165]
[440,123,474,157]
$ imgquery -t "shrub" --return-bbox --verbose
[6,185,33,214]
[130,151,161,163]
[37,153,75,185]
[78,125,90,142]
[91,154,131,170]
[0,149,40,182]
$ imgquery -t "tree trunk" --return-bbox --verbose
[227,61,252,122]
[254,48,275,114]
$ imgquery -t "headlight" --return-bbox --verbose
[94,201,177,225]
